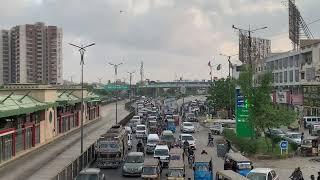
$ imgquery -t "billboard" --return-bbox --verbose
[288,0,300,47]
[239,31,271,64]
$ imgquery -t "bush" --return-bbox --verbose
[223,129,258,155]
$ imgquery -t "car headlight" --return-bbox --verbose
[123,166,128,171]
[139,166,143,171]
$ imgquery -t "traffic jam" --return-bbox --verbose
[76,96,280,180]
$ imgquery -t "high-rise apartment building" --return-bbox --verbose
[0,30,11,85]
[0,22,62,85]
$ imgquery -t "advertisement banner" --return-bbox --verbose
[276,91,287,104]
[235,87,254,138]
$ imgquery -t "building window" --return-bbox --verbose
[284,71,288,82]
[295,56,299,67]
[279,59,282,69]
[301,72,305,80]
[279,72,283,83]
[275,60,278,70]
[275,73,278,83]
[270,61,274,71]
[289,57,293,67]
[295,70,299,82]
[289,70,293,82]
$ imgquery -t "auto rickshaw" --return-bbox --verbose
[170,148,184,162]
[193,149,213,180]
[173,115,180,126]
[224,153,253,177]
[167,119,176,133]
[166,159,185,180]
[300,136,320,156]
[141,158,161,180]
[215,170,249,180]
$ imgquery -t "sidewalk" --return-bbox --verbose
[0,101,129,180]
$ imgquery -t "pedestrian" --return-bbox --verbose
[311,175,315,180]
[301,132,305,142]
[317,172,320,180]
[226,140,231,153]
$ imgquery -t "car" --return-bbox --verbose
[185,113,197,122]
[181,122,195,133]
[178,133,196,150]
[129,118,141,133]
[154,144,170,167]
[146,134,160,154]
[284,131,302,145]
[265,128,286,138]
[76,168,105,180]
[136,124,147,139]
[247,168,279,180]
[122,152,144,176]
[124,126,132,134]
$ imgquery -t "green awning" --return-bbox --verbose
[0,95,51,118]
[56,93,81,106]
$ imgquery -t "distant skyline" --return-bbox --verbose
[1,0,320,83]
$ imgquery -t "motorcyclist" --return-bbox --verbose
[207,132,213,146]
[183,139,190,155]
[289,167,304,180]
[188,147,195,165]
[136,140,144,152]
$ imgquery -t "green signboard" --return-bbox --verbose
[104,84,129,91]
[235,87,254,138]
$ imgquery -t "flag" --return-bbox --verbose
[208,61,211,67]
[216,64,221,70]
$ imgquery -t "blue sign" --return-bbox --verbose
[280,141,288,149]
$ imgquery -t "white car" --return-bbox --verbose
[136,124,147,138]
[247,168,279,180]
[181,122,195,133]
[284,131,302,144]
[178,134,196,149]
[154,144,170,166]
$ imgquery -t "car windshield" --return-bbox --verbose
[143,167,156,175]
[247,172,267,180]
[133,116,140,120]
[181,136,194,141]
[168,169,184,177]
[290,134,300,139]
[76,174,98,180]
[148,139,159,144]
[99,142,119,149]
[155,149,168,156]
[126,155,144,163]
[237,162,251,170]
[188,114,195,118]
[184,123,193,127]
[137,126,145,131]
[161,135,174,141]
[149,121,157,126]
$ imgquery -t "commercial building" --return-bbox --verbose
[254,40,320,116]
[0,22,62,85]
[0,84,101,164]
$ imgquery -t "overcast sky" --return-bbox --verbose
[1,0,320,83]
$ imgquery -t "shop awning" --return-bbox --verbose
[56,93,81,106]
[0,95,51,118]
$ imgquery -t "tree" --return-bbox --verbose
[207,78,236,117]
[238,67,296,151]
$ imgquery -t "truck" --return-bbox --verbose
[96,125,128,168]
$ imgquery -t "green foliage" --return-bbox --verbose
[223,129,258,155]
[237,67,296,136]
[207,78,236,111]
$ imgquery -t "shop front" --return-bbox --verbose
[303,85,320,116]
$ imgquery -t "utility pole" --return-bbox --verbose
[127,71,135,102]
[232,25,267,69]
[108,62,123,124]
[219,53,238,79]
[69,42,95,154]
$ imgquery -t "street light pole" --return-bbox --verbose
[108,62,123,124]
[69,42,95,154]
[219,53,238,119]
[232,25,267,69]
[127,71,135,102]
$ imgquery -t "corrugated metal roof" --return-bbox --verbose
[0,95,50,118]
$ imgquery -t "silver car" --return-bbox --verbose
[122,152,144,176]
